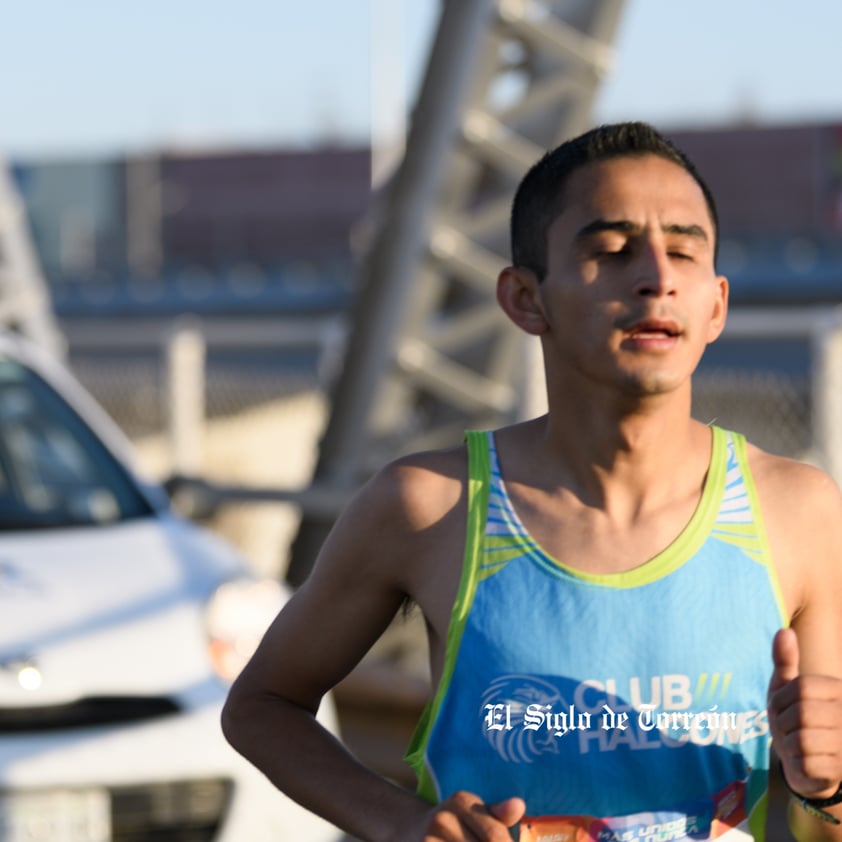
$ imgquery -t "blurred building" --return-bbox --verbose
[157,148,371,269]
[11,146,372,318]
[669,122,842,305]
[9,121,842,320]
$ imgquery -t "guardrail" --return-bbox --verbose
[63,305,842,516]
[724,305,842,484]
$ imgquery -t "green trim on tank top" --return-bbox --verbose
[403,430,490,800]
[730,432,788,626]
[494,425,728,589]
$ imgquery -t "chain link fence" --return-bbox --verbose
[62,307,842,577]
[692,369,812,459]
[64,317,339,577]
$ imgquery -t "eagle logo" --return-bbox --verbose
[480,674,571,763]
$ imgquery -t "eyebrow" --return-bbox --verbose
[574,219,710,244]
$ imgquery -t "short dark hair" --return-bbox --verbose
[510,121,719,278]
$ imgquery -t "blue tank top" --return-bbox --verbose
[405,426,787,841]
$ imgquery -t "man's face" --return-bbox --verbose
[536,154,728,399]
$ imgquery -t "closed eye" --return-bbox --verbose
[591,245,631,259]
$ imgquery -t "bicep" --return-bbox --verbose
[231,476,412,713]
[777,467,842,677]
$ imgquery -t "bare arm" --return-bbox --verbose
[221,453,524,842]
[759,453,842,840]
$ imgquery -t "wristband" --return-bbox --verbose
[779,760,842,825]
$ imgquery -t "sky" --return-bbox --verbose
[2,1,842,160]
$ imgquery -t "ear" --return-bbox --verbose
[705,274,729,344]
[497,266,549,336]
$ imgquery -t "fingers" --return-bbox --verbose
[424,791,524,841]
[768,628,842,799]
[768,627,800,697]
[771,676,842,727]
[488,797,527,827]
[772,682,842,788]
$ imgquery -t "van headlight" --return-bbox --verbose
[205,578,287,682]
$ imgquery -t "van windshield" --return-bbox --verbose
[0,357,154,530]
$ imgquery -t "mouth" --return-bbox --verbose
[624,319,681,340]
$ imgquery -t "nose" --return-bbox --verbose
[631,241,676,298]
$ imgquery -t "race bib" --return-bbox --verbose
[519,780,751,841]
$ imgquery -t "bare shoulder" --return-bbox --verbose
[228,443,470,713]
[746,442,842,524]
[303,442,470,606]
[366,444,469,535]
[746,441,842,623]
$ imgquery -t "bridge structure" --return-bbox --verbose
[288,0,627,583]
[0,158,64,358]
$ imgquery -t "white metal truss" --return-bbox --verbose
[0,158,64,357]
[290,0,626,582]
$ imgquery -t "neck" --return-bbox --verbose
[533,383,710,515]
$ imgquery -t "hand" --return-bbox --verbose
[416,791,526,841]
[767,628,842,799]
